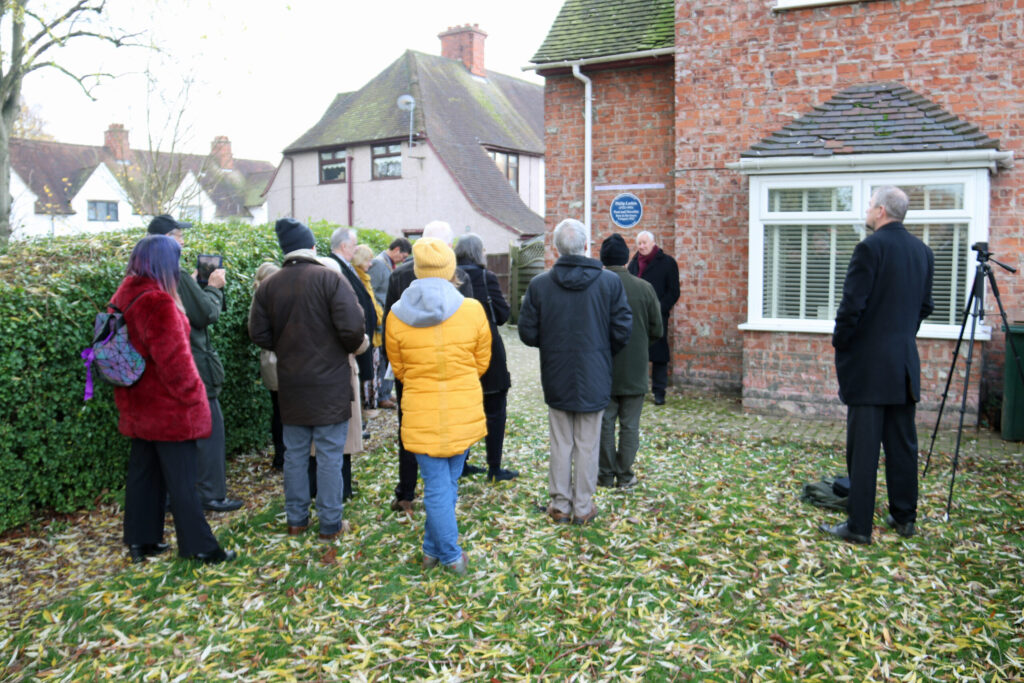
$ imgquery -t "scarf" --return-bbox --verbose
[637,245,659,277]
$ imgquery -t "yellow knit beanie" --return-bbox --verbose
[413,237,456,280]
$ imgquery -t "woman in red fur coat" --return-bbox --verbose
[111,235,236,564]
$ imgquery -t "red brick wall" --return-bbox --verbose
[673,0,1023,421]
[540,1,1022,424]
[542,63,675,264]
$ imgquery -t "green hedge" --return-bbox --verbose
[0,220,390,533]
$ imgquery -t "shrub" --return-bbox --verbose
[0,220,382,533]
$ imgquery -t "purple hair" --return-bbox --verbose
[126,235,181,295]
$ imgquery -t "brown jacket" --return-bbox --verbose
[248,254,366,425]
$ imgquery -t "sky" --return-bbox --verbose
[17,0,565,163]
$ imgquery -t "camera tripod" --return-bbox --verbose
[924,242,1024,518]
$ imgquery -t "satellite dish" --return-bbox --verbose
[397,94,416,111]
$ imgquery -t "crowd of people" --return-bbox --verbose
[112,187,926,568]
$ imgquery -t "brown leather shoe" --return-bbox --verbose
[379,398,397,409]
[390,498,414,515]
[287,524,308,536]
[318,520,351,542]
[547,506,571,524]
[573,507,599,526]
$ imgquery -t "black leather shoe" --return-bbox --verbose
[819,521,871,545]
[487,468,519,482]
[203,498,243,512]
[193,548,237,564]
[653,395,666,406]
[128,542,170,563]
[461,463,486,477]
[885,514,915,538]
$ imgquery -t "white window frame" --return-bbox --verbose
[773,0,863,10]
[740,169,991,340]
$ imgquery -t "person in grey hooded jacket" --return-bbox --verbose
[518,219,632,525]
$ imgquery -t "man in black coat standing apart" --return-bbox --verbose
[821,186,934,545]
[628,230,679,405]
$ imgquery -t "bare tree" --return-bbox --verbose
[0,1,139,246]
[11,97,52,140]
[112,69,217,219]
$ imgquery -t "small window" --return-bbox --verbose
[319,149,347,183]
[87,200,118,222]
[488,150,520,192]
[372,144,402,179]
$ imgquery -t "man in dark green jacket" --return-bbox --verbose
[148,215,242,513]
[597,234,663,489]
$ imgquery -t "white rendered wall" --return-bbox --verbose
[266,141,540,254]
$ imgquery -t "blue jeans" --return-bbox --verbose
[283,421,348,534]
[414,449,467,565]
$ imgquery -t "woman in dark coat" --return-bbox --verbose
[627,230,680,405]
[454,233,518,482]
[112,235,236,564]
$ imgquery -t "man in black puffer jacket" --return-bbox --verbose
[519,219,632,526]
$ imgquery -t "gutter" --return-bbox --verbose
[521,47,675,73]
[727,149,1015,175]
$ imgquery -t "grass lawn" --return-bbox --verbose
[2,331,1021,681]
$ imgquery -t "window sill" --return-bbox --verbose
[371,176,402,181]
[739,320,992,341]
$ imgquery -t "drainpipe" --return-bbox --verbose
[571,63,592,253]
[284,156,295,217]
[347,155,354,226]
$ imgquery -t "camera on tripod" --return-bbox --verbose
[972,242,991,261]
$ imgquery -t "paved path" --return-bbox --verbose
[501,327,1021,460]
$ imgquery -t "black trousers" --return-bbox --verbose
[270,390,285,469]
[481,390,508,470]
[845,402,919,537]
[394,380,419,501]
[123,438,220,557]
[651,362,668,398]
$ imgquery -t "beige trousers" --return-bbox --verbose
[547,408,602,518]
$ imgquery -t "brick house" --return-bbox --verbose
[530,0,1021,425]
[9,125,273,240]
[264,25,545,255]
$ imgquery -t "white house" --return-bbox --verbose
[265,24,545,255]
[8,127,274,240]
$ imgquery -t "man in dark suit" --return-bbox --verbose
[821,186,934,545]
[627,230,679,405]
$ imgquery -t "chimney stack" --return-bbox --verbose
[104,123,129,161]
[211,135,233,170]
[438,24,487,78]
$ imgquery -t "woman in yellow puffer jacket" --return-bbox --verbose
[385,238,491,574]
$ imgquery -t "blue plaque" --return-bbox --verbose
[609,193,643,229]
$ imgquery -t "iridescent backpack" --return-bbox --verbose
[81,293,147,400]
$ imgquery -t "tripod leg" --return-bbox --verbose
[925,267,980,476]
[945,289,983,520]
[984,267,1024,389]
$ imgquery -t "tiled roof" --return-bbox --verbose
[742,83,1001,158]
[9,137,274,218]
[285,50,545,235]
[530,0,675,64]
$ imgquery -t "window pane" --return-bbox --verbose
[907,223,969,325]
[768,186,852,212]
[322,161,346,182]
[873,183,964,210]
[373,157,401,178]
[763,224,859,319]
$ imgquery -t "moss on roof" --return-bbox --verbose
[531,0,675,64]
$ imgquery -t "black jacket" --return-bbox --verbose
[628,247,679,363]
[518,254,632,412]
[329,252,377,381]
[833,222,934,405]
[458,260,511,394]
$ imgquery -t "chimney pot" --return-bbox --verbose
[211,136,234,170]
[438,24,487,78]
[104,123,130,161]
